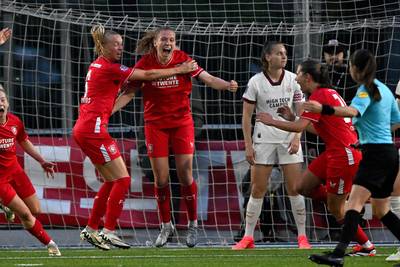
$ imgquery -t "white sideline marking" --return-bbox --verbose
[15,264,43,266]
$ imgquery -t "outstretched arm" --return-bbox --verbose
[303,100,359,117]
[198,71,238,92]
[0,28,11,46]
[129,60,197,81]
[19,139,55,178]
[256,112,310,133]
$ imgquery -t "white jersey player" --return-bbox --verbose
[233,41,311,250]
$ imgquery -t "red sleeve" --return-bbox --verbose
[16,116,28,142]
[300,92,322,122]
[184,53,204,78]
[110,63,134,84]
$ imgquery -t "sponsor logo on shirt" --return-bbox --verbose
[91,63,102,68]
[151,76,179,88]
[265,97,291,108]
[0,138,14,150]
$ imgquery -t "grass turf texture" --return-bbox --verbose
[0,247,398,267]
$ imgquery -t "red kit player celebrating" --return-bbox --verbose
[113,27,238,248]
[73,25,196,250]
[0,86,61,256]
[256,59,375,256]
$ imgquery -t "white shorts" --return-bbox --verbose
[253,143,304,165]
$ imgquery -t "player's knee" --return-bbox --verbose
[327,203,343,219]
[372,205,388,219]
[251,186,267,198]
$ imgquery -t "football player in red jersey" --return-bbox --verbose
[73,25,197,250]
[113,27,238,248]
[0,86,61,256]
[256,59,375,256]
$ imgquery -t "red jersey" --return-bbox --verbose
[301,87,358,151]
[0,113,28,179]
[74,56,134,133]
[134,50,204,128]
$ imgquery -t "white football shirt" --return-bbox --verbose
[243,70,303,143]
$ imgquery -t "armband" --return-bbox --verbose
[321,104,335,115]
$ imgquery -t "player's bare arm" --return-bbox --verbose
[198,71,238,92]
[19,139,56,178]
[130,60,197,81]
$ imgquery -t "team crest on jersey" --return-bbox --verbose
[109,144,117,155]
[10,126,17,135]
[357,91,369,98]
[120,65,129,72]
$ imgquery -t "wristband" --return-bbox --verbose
[321,104,335,115]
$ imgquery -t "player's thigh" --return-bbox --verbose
[281,162,302,195]
[98,156,130,181]
[250,164,273,198]
[175,154,193,185]
[327,193,347,219]
[10,171,39,214]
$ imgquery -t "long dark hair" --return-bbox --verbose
[350,49,380,101]
[260,41,284,73]
[298,59,331,88]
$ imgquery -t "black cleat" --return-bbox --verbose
[309,252,344,267]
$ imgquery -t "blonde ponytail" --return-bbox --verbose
[91,25,106,56]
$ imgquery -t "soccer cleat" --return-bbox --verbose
[386,248,400,261]
[47,240,61,256]
[297,235,312,249]
[186,222,198,248]
[309,252,344,267]
[99,230,131,249]
[155,223,175,247]
[231,235,255,250]
[80,227,110,251]
[0,204,15,222]
[346,244,376,257]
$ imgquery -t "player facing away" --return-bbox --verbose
[113,26,238,248]
[233,41,310,250]
[0,86,61,256]
[73,25,197,250]
[306,50,400,266]
[256,59,375,256]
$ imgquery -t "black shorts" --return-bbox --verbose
[354,144,399,199]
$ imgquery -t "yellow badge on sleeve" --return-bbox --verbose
[357,92,369,98]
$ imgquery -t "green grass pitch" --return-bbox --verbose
[0,247,398,267]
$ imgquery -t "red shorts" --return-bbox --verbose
[144,123,195,158]
[0,169,36,206]
[73,130,121,165]
[308,149,361,195]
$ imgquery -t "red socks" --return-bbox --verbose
[104,177,131,231]
[155,185,172,223]
[354,225,370,245]
[87,181,114,230]
[181,180,198,221]
[27,219,51,245]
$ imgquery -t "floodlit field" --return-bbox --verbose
[0,247,398,267]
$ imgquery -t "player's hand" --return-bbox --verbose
[41,161,56,178]
[303,100,323,113]
[256,112,274,125]
[0,28,11,46]
[277,106,296,121]
[288,137,300,154]
[226,80,238,93]
[178,60,198,74]
[245,146,255,165]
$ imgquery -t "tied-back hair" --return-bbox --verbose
[260,41,284,73]
[350,49,380,101]
[299,59,331,88]
[136,26,175,55]
[90,24,119,56]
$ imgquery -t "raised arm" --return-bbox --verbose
[303,100,359,117]
[242,101,255,165]
[19,139,55,178]
[198,71,238,92]
[129,60,197,81]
